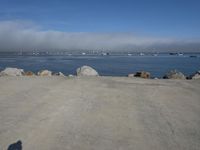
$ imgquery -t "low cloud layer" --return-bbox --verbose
[0,20,199,52]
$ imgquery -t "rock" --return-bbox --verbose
[0,67,24,76]
[68,74,74,77]
[52,72,65,77]
[128,74,134,77]
[38,70,52,76]
[134,71,150,79]
[189,71,200,79]
[76,66,99,76]
[58,72,65,77]
[163,70,186,79]
[52,72,59,76]
[24,71,35,76]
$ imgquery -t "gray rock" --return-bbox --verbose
[0,67,24,76]
[190,71,200,80]
[38,70,52,76]
[163,70,186,79]
[76,66,99,76]
[68,74,74,77]
[128,74,134,77]
[58,72,65,77]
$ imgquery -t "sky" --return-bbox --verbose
[0,0,200,51]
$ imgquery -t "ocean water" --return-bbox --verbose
[0,53,200,77]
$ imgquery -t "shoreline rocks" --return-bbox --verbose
[128,73,134,77]
[0,67,24,76]
[52,72,66,77]
[68,74,74,77]
[76,66,99,76]
[188,71,200,80]
[38,70,52,76]
[0,67,199,80]
[134,71,151,79]
[163,70,186,79]
[24,71,35,76]
[128,71,150,79]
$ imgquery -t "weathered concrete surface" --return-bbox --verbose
[0,76,200,150]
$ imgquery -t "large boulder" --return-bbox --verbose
[0,67,24,76]
[76,66,99,76]
[189,71,200,80]
[134,71,150,79]
[163,70,186,79]
[38,70,52,76]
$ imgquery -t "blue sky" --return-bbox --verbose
[0,0,200,51]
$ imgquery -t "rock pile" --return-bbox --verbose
[0,67,199,80]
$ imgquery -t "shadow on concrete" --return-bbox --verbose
[7,140,22,150]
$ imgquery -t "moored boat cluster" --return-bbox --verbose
[0,66,199,80]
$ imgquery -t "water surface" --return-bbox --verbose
[0,54,199,77]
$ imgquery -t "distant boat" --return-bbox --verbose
[18,51,23,55]
[140,53,145,56]
[178,53,183,56]
[101,52,110,56]
[169,53,177,55]
[190,55,197,58]
[82,52,86,55]
[152,53,158,56]
[127,53,132,56]
[33,52,39,55]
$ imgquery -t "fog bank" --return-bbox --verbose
[0,21,199,52]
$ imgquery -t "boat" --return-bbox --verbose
[101,52,110,56]
[169,53,177,55]
[152,53,158,56]
[139,53,145,56]
[178,53,183,56]
[189,55,197,58]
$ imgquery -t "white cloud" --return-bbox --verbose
[0,20,199,51]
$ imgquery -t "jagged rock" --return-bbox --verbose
[128,74,134,77]
[163,70,186,79]
[58,72,65,77]
[134,71,150,79]
[0,67,24,76]
[24,71,35,76]
[52,72,65,77]
[38,70,52,76]
[189,71,200,80]
[76,66,99,76]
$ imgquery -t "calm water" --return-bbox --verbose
[0,54,200,77]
